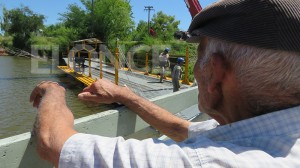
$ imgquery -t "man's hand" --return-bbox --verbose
[78,78,128,104]
[30,81,65,108]
[30,81,76,167]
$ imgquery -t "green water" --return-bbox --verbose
[0,56,111,139]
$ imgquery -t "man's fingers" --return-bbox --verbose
[82,85,93,92]
[30,81,63,108]
[33,97,41,108]
[78,92,99,102]
[82,79,105,92]
[36,81,47,87]
[30,87,40,102]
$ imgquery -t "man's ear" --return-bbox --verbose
[207,53,227,94]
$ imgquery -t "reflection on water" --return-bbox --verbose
[0,56,110,139]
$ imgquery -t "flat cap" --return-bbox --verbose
[187,0,300,53]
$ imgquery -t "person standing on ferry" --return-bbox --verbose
[158,48,170,83]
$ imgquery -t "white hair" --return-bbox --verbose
[200,38,300,115]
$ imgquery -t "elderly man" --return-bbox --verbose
[30,0,300,167]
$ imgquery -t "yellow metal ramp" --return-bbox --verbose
[58,66,95,86]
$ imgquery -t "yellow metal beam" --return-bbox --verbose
[182,46,190,85]
[57,66,95,86]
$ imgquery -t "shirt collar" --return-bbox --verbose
[202,105,300,141]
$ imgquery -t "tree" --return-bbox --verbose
[1,6,45,49]
[42,24,79,49]
[151,11,180,41]
[59,4,89,39]
[131,20,148,41]
[0,35,13,47]
[60,0,134,45]
[131,11,180,42]
[87,0,134,42]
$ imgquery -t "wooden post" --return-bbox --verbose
[182,46,190,85]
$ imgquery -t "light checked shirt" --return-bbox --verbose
[59,105,300,167]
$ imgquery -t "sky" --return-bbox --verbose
[0,0,217,31]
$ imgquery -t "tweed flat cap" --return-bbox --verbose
[187,0,300,53]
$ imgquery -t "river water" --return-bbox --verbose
[0,56,111,139]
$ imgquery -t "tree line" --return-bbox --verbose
[0,0,181,52]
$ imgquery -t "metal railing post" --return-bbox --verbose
[99,50,103,79]
[83,41,86,50]
[115,47,119,85]
[67,47,70,67]
[72,51,75,71]
[182,46,190,85]
[77,51,81,72]
[88,51,92,77]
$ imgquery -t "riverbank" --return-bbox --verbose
[0,48,8,56]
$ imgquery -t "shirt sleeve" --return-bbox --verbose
[188,119,219,138]
[59,133,194,168]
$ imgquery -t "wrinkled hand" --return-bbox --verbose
[30,81,65,108]
[78,78,126,104]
